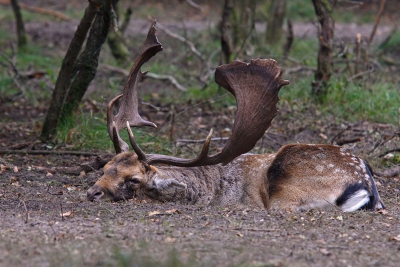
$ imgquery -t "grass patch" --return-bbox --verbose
[280,76,400,125]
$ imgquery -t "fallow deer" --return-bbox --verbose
[87,21,384,212]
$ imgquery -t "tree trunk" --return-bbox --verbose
[265,0,286,45]
[311,0,334,103]
[107,5,131,65]
[232,0,256,57]
[60,0,112,128]
[40,1,98,141]
[220,0,234,64]
[10,0,28,47]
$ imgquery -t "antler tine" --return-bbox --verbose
[107,20,163,154]
[145,59,289,167]
[126,121,147,162]
[144,129,214,167]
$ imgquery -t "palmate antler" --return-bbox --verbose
[108,20,289,167]
[107,20,162,153]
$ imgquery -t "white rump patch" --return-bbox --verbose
[341,189,370,212]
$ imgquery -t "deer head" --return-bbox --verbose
[87,20,289,202]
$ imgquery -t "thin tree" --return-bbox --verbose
[40,0,113,141]
[10,0,28,47]
[220,0,234,64]
[311,0,334,103]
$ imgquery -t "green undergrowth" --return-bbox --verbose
[55,112,174,153]
[279,76,400,125]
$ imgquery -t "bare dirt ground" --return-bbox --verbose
[1,99,399,267]
[1,2,400,266]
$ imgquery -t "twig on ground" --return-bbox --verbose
[369,131,400,155]
[284,65,316,75]
[38,154,113,175]
[374,166,400,178]
[0,150,107,156]
[20,199,29,223]
[156,21,206,63]
[60,202,64,221]
[0,0,71,20]
[100,64,188,91]
[185,0,204,11]
[176,137,229,146]
[378,148,400,158]
[347,67,374,81]
[145,72,188,92]
[336,137,363,146]
[231,227,278,232]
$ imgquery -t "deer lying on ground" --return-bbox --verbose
[87,21,384,212]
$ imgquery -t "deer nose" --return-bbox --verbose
[87,185,105,201]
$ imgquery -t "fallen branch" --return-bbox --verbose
[185,0,204,11]
[0,150,107,157]
[336,137,363,146]
[378,148,400,158]
[0,0,71,20]
[156,21,206,63]
[374,166,400,178]
[347,67,375,81]
[100,64,187,91]
[145,72,188,92]
[176,137,229,146]
[284,65,316,75]
[33,154,113,175]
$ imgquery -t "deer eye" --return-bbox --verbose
[130,178,141,184]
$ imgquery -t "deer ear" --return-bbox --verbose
[153,177,187,191]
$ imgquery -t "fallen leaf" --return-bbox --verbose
[320,248,331,256]
[388,235,400,242]
[60,211,74,217]
[237,233,243,237]
[319,133,328,140]
[46,172,53,177]
[13,166,18,173]
[0,164,7,173]
[336,215,343,221]
[378,209,388,215]
[165,209,181,214]
[148,210,161,217]
[164,237,176,243]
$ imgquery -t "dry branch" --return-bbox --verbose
[32,154,113,175]
[0,150,108,157]
[0,0,71,20]
[374,166,400,178]
[185,0,204,11]
[156,22,206,63]
[368,0,386,44]
[101,64,188,91]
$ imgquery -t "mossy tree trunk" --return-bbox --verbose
[107,3,131,65]
[40,0,113,141]
[10,0,28,47]
[311,0,334,103]
[220,0,256,60]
